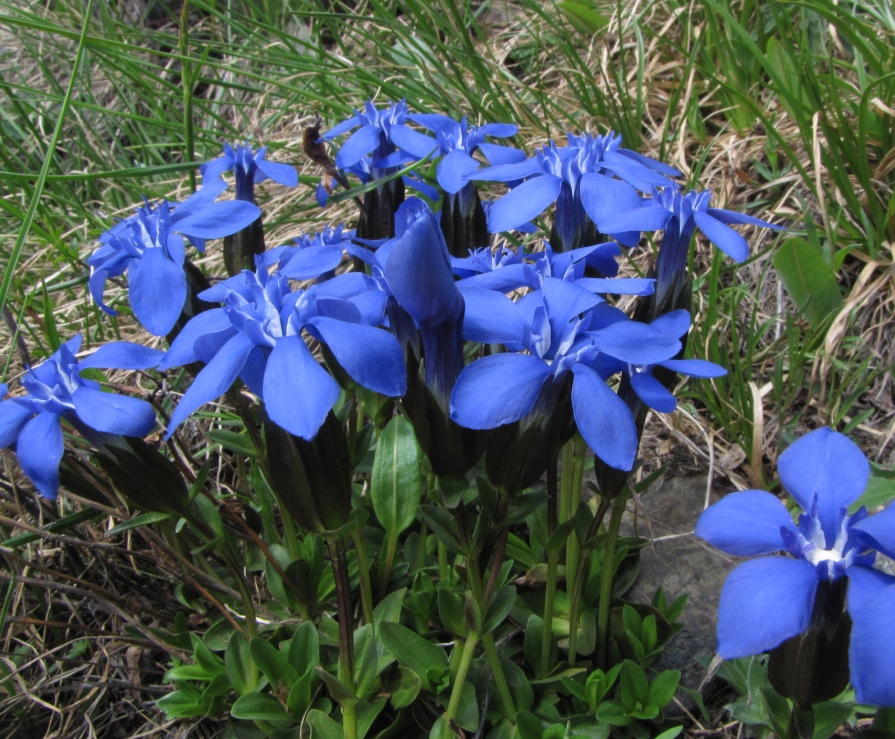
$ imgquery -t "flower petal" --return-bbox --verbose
[458,286,530,345]
[79,342,164,371]
[778,427,869,544]
[848,568,895,705]
[660,358,727,378]
[175,201,262,239]
[571,363,637,471]
[129,248,187,337]
[280,244,345,281]
[165,332,254,437]
[450,353,549,429]
[336,124,381,169]
[579,173,642,228]
[159,309,233,370]
[591,320,680,365]
[263,335,340,440]
[598,205,671,235]
[72,386,157,437]
[851,502,895,560]
[255,157,298,188]
[17,411,64,499]
[630,370,678,412]
[0,399,34,448]
[487,176,562,232]
[574,277,655,296]
[437,149,480,194]
[307,316,406,397]
[716,557,818,658]
[695,490,796,556]
[389,124,439,159]
[692,211,749,263]
[470,159,541,182]
[477,143,527,167]
[707,207,783,230]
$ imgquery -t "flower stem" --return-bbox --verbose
[352,530,375,629]
[443,630,479,739]
[328,536,358,739]
[542,455,559,676]
[597,490,629,670]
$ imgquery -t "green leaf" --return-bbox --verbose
[379,622,449,693]
[373,588,406,629]
[585,663,623,711]
[438,588,467,637]
[307,708,344,739]
[595,700,635,726]
[456,682,480,731]
[315,666,358,705]
[482,586,516,633]
[523,614,557,679]
[765,38,819,119]
[357,696,388,739]
[386,666,422,709]
[230,692,291,723]
[225,632,256,696]
[557,1,609,34]
[501,658,535,712]
[1,508,102,547]
[647,669,681,711]
[371,415,422,540]
[250,637,301,689]
[105,511,174,537]
[773,237,843,326]
[850,477,895,513]
[287,671,315,718]
[205,428,259,457]
[287,621,320,675]
[418,505,462,553]
[619,660,649,708]
[515,711,546,739]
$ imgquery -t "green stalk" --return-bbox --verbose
[568,496,612,666]
[378,529,398,599]
[352,530,375,629]
[0,0,95,315]
[329,536,358,739]
[443,630,479,739]
[481,633,516,718]
[564,435,586,591]
[596,490,629,669]
[179,0,196,194]
[541,456,559,676]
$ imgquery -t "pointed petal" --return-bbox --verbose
[618,148,681,177]
[591,320,680,364]
[579,173,642,227]
[406,113,456,133]
[457,264,528,292]
[574,277,655,296]
[17,411,64,499]
[851,503,895,560]
[650,309,690,338]
[470,159,541,182]
[280,244,345,281]
[79,342,164,371]
[263,335,340,440]
[458,286,529,344]
[437,150,480,194]
[389,124,439,159]
[477,123,518,139]
[602,151,674,190]
[660,358,727,378]
[72,386,156,436]
[335,125,381,169]
[165,332,254,437]
[175,201,262,239]
[778,428,869,543]
[88,268,118,315]
[255,157,298,187]
[322,114,361,140]
[159,309,232,370]
[693,211,749,262]
[307,317,406,397]
[707,208,783,229]
[716,557,817,658]
[849,571,895,706]
[403,174,440,201]
[571,363,637,471]
[630,369,678,412]
[129,248,187,337]
[0,400,34,448]
[477,143,527,167]
[487,176,562,232]
[695,490,796,556]
[450,353,549,429]
[598,206,671,234]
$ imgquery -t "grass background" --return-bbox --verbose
[0,0,893,735]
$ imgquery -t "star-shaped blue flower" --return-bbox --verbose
[0,335,163,499]
[696,427,895,706]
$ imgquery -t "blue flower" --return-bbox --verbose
[159,269,406,440]
[470,132,678,248]
[201,143,298,202]
[321,99,410,173]
[0,335,163,499]
[695,427,895,705]
[88,182,261,336]
[451,278,680,470]
[598,187,783,305]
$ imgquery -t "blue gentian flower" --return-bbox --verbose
[159,269,406,440]
[470,132,679,248]
[0,335,163,499]
[88,182,262,336]
[598,187,783,307]
[201,143,298,202]
[451,278,680,470]
[696,427,895,705]
[321,99,410,174]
